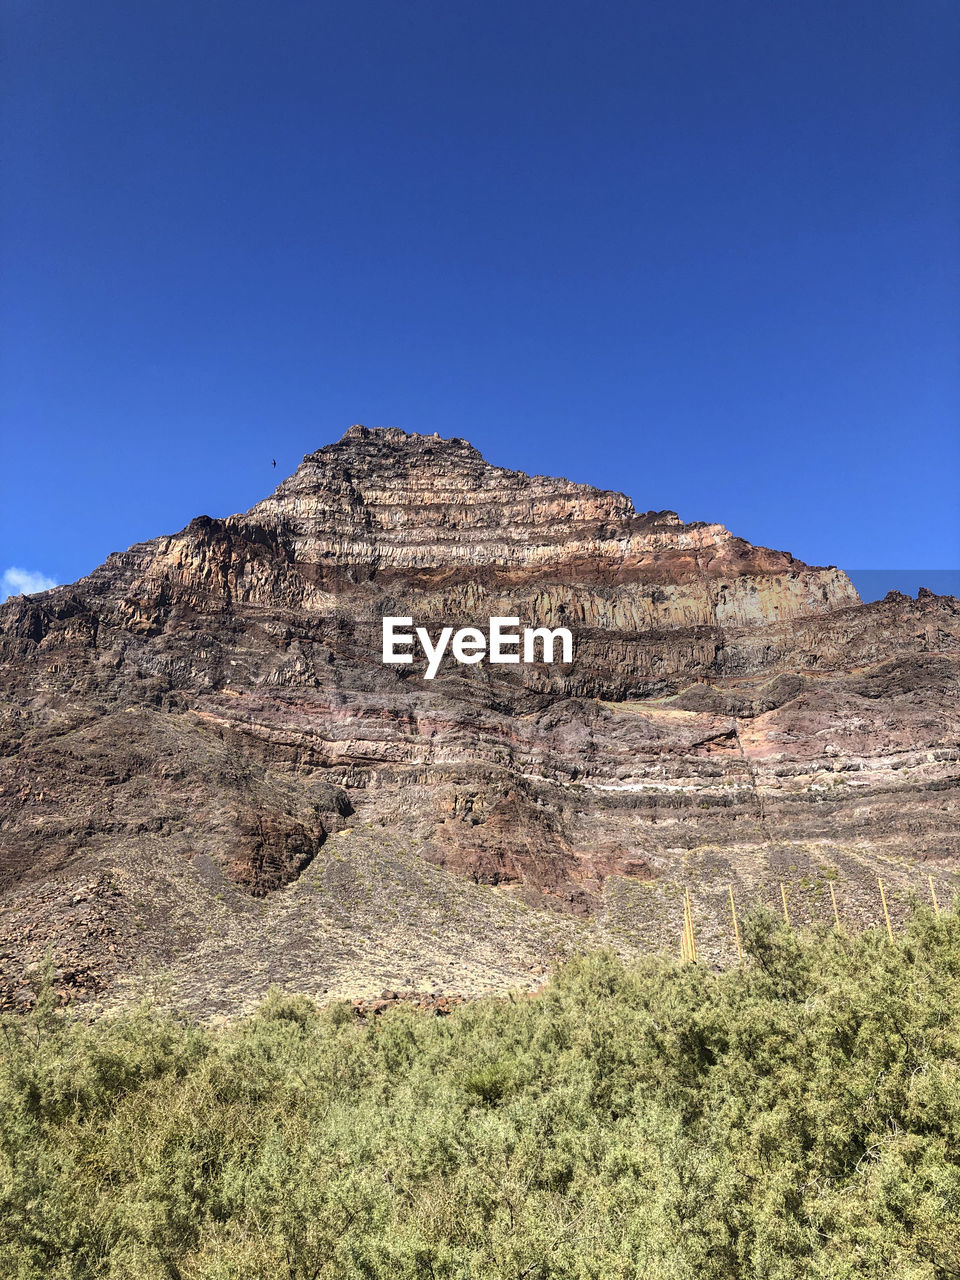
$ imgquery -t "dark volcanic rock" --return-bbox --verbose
[1,426,957,1012]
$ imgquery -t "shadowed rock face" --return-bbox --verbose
[1,427,958,1012]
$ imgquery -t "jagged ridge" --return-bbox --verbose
[0,426,957,1014]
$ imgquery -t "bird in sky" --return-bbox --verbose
[272,459,276,468]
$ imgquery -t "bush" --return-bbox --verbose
[1,908,960,1277]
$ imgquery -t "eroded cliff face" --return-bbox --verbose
[0,427,957,1013]
[249,424,857,620]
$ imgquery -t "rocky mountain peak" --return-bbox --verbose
[0,427,956,1014]
[335,422,479,451]
[240,426,857,618]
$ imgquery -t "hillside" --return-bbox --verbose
[1,426,958,1013]
[3,912,960,1277]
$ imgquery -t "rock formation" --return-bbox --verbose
[1,426,957,1013]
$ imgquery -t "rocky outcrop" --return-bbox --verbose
[0,426,957,1012]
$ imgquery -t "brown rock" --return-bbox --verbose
[0,426,957,1012]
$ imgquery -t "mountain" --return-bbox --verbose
[2,426,958,1014]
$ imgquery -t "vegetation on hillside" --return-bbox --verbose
[2,907,960,1278]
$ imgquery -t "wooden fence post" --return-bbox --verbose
[729,886,743,962]
[878,878,894,942]
[828,881,840,929]
[929,875,941,916]
[780,882,790,928]
[685,887,698,963]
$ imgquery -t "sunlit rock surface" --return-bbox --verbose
[1,426,957,1013]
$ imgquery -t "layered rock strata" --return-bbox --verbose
[1,426,957,1012]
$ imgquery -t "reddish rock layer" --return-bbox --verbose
[0,426,957,1011]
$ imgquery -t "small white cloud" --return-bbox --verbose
[1,567,58,602]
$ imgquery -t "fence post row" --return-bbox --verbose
[682,875,950,962]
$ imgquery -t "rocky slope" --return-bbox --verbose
[1,426,958,1014]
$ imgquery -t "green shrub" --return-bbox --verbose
[2,908,960,1277]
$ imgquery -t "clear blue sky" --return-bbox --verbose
[2,0,958,604]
